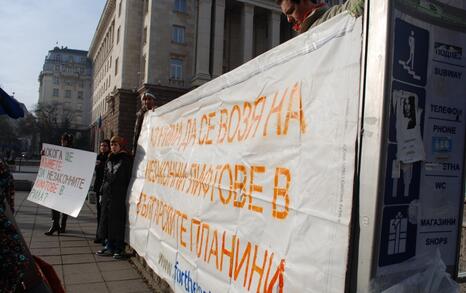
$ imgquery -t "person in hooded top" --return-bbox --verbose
[132,92,156,156]
[93,139,110,244]
[96,135,132,259]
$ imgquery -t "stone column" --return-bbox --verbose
[212,0,226,78]
[241,3,254,63]
[269,10,281,49]
[192,0,212,86]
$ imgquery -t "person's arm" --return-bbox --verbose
[132,110,144,156]
[328,0,365,19]
[306,0,365,32]
[345,0,364,18]
[122,156,132,187]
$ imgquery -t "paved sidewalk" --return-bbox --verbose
[14,191,153,293]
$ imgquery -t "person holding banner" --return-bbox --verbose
[277,0,364,34]
[96,135,132,259]
[44,133,73,236]
[132,91,156,156]
[93,139,110,243]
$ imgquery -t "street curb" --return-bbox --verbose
[129,250,173,293]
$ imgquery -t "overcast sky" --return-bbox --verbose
[0,0,106,111]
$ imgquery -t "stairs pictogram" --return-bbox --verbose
[398,60,421,80]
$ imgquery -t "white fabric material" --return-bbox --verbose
[128,13,362,293]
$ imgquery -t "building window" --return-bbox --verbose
[174,0,186,12]
[65,79,72,86]
[55,65,60,71]
[170,59,183,80]
[53,88,59,97]
[117,26,120,44]
[77,103,83,111]
[171,26,185,44]
[118,1,122,17]
[79,80,84,88]
[53,77,59,85]
[77,91,83,99]
[65,90,72,98]
[115,57,119,76]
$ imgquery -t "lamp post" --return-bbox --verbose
[18,153,25,172]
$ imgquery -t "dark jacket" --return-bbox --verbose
[93,152,109,193]
[299,0,364,34]
[0,159,15,213]
[98,151,131,243]
[132,107,148,155]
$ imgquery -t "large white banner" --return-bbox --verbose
[28,144,96,217]
[128,13,362,293]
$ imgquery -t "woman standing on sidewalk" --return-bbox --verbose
[96,136,131,259]
[93,139,110,243]
[44,133,73,236]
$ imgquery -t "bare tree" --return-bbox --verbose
[34,102,80,145]
[0,116,19,158]
[16,113,39,156]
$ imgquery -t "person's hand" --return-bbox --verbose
[40,149,45,156]
[96,160,101,166]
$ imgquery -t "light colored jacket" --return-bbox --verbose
[299,0,364,34]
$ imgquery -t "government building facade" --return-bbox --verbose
[88,0,295,149]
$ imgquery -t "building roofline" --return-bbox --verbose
[49,47,88,55]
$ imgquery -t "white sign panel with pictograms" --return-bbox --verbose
[377,3,466,275]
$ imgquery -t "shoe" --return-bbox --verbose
[96,248,113,256]
[113,252,124,260]
[44,225,60,236]
[60,216,67,233]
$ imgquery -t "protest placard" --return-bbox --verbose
[28,143,96,217]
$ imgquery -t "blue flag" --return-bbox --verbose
[0,87,24,119]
